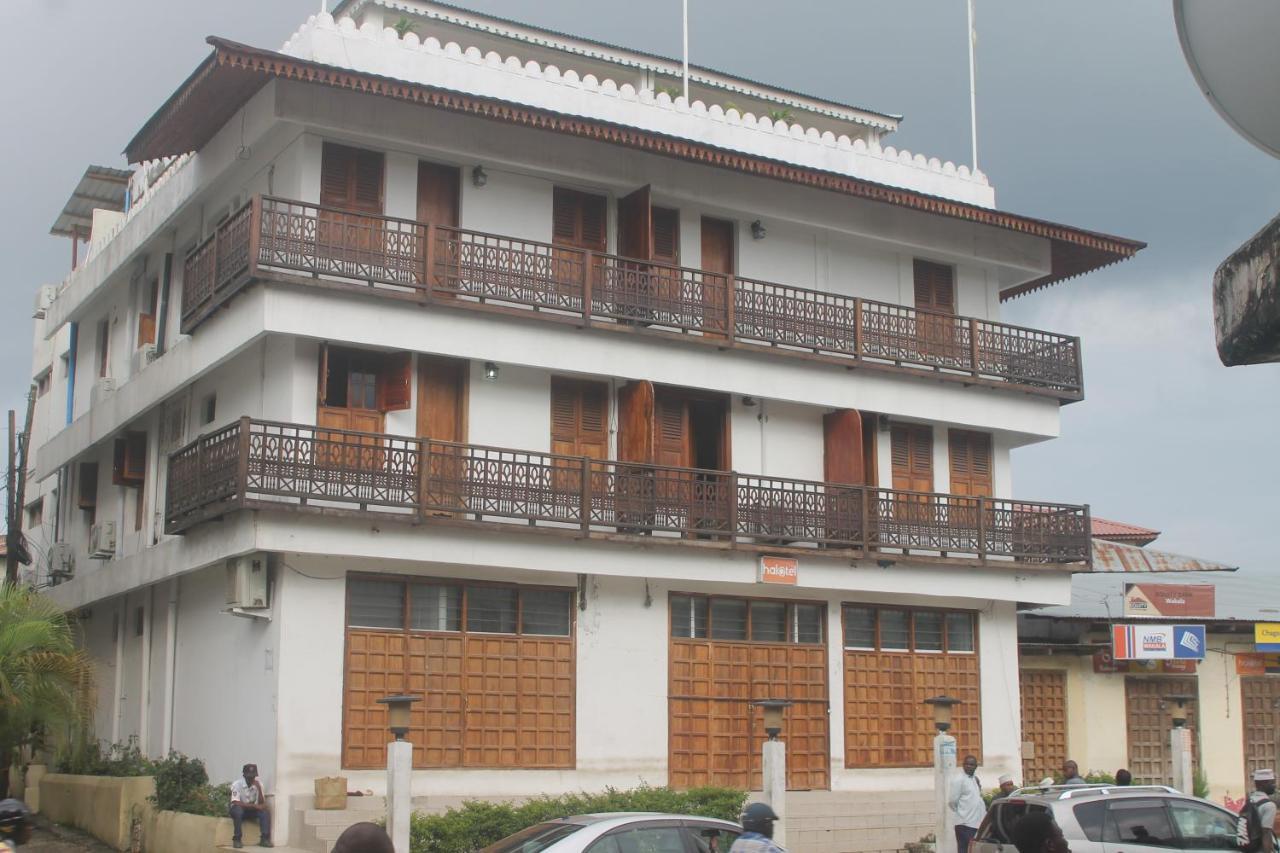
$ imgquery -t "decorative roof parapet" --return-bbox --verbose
[280,13,996,209]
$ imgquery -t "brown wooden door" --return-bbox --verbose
[616,380,656,530]
[1125,677,1199,785]
[550,377,609,496]
[948,429,992,539]
[616,185,654,319]
[891,423,933,528]
[1020,670,1068,783]
[700,217,734,338]
[320,143,385,271]
[417,161,460,296]
[317,405,385,470]
[913,259,957,361]
[823,409,865,544]
[553,187,607,300]
[1242,677,1280,786]
[418,355,468,513]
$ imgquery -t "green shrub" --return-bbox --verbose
[408,785,746,853]
[1083,771,1116,785]
[56,738,155,777]
[1193,766,1209,799]
[147,751,233,816]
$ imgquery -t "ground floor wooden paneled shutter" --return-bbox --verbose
[1242,677,1280,786]
[669,639,829,790]
[1124,677,1200,785]
[1020,669,1067,783]
[843,649,981,767]
[461,635,574,768]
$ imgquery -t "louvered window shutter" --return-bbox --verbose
[553,188,608,252]
[913,259,955,314]
[652,207,680,264]
[320,143,353,208]
[949,430,992,497]
[352,148,385,214]
[891,423,933,493]
[551,378,609,461]
[320,143,384,213]
[581,194,607,252]
[654,390,688,468]
[553,189,578,243]
[377,351,412,412]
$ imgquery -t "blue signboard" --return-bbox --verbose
[1172,625,1206,659]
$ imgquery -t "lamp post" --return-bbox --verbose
[377,695,419,853]
[754,699,792,849]
[1164,694,1195,793]
[924,696,962,853]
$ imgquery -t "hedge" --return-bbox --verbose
[408,785,746,853]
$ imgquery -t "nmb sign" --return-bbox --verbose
[1112,624,1206,660]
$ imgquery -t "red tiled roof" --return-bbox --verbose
[1090,517,1160,546]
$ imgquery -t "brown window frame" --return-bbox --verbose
[344,575,576,638]
[669,592,825,646]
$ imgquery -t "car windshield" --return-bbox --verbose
[481,822,586,853]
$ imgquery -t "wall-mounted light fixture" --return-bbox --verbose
[483,361,500,381]
[750,220,767,240]
[471,165,488,188]
[741,396,759,407]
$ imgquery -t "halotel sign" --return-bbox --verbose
[1122,583,1215,619]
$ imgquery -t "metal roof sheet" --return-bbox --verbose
[1089,539,1235,574]
[49,165,131,239]
[1029,568,1279,624]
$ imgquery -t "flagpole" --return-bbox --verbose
[967,0,978,172]
[682,0,690,102]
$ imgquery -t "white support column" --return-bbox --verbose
[1171,727,1193,794]
[387,740,412,853]
[762,739,787,849]
[935,732,957,853]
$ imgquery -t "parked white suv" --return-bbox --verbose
[973,785,1240,853]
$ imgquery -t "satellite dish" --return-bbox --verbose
[1173,0,1280,158]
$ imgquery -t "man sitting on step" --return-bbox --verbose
[230,763,274,849]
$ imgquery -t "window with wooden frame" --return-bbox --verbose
[670,594,824,644]
[320,143,385,214]
[137,277,159,349]
[96,319,110,378]
[25,498,43,530]
[343,577,574,771]
[913,259,955,314]
[842,604,980,768]
[552,187,608,253]
[319,345,411,417]
[112,432,147,487]
[35,370,51,398]
[550,377,609,462]
[948,429,993,497]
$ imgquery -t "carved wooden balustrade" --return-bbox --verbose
[180,196,1084,399]
[165,418,1092,566]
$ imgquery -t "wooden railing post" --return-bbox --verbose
[725,276,737,344]
[418,441,431,520]
[580,456,592,535]
[860,486,870,553]
[422,222,435,305]
[1072,336,1084,394]
[727,472,739,544]
[853,298,864,360]
[1081,504,1092,568]
[236,416,252,507]
[581,250,594,328]
[969,317,981,377]
[248,195,263,278]
[977,496,987,563]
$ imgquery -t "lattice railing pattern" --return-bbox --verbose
[165,419,1090,563]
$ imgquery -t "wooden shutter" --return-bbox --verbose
[701,218,735,275]
[617,186,652,260]
[617,380,655,463]
[913,259,955,314]
[654,389,689,469]
[948,430,992,497]
[321,142,385,214]
[823,410,865,485]
[552,187,608,252]
[416,161,460,227]
[112,432,147,486]
[377,351,413,412]
[550,378,609,461]
[78,462,99,509]
[890,423,933,493]
[417,356,467,443]
[652,208,680,265]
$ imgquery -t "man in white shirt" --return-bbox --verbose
[1249,768,1277,853]
[949,754,986,853]
[229,763,273,849]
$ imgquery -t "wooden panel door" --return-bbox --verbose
[553,187,607,298]
[949,429,992,537]
[670,639,829,790]
[343,630,408,768]
[823,409,865,543]
[1125,678,1200,784]
[1242,677,1280,785]
[418,355,468,512]
[1020,670,1068,783]
[891,423,933,529]
[700,217,734,338]
[616,380,656,529]
[461,635,574,768]
[550,377,608,495]
[417,161,460,227]
[317,406,386,470]
[914,259,957,362]
[616,185,654,319]
[320,143,385,269]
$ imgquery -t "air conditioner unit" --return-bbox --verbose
[131,344,157,374]
[90,377,116,407]
[48,542,76,579]
[226,553,270,609]
[33,285,56,319]
[88,521,117,559]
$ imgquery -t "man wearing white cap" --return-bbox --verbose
[1249,769,1276,853]
[991,774,1017,801]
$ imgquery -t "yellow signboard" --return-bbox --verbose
[1255,623,1280,652]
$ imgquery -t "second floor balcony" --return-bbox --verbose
[182,196,1084,400]
[165,417,1092,567]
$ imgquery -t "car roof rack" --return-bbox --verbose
[1008,784,1181,800]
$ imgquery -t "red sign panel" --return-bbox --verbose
[1123,584,1215,619]
[758,556,798,585]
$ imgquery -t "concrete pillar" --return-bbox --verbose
[1171,727,1193,794]
[386,741,412,853]
[934,732,957,853]
[762,740,787,849]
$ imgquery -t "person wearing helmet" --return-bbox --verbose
[0,799,33,850]
[730,802,785,853]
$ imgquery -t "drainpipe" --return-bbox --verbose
[65,323,77,426]
[155,253,173,356]
[111,599,125,744]
[162,579,179,754]
[138,586,153,755]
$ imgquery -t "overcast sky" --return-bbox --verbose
[3,0,1277,574]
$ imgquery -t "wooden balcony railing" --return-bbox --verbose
[165,418,1092,566]
[181,196,1084,399]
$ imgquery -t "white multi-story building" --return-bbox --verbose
[27,3,1146,850]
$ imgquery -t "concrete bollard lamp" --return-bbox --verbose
[377,694,420,853]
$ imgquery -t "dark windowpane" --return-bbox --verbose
[843,606,876,648]
[466,586,518,633]
[792,604,823,644]
[1073,802,1107,843]
[947,612,975,652]
[915,611,943,651]
[880,609,909,650]
[349,579,404,629]
[750,601,787,642]
[671,596,708,639]
[1103,801,1176,847]
[351,371,378,410]
[410,584,461,631]
[521,589,572,636]
[710,599,747,640]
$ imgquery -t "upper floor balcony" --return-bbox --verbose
[164,417,1092,568]
[182,196,1084,401]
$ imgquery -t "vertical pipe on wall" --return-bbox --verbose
[162,579,179,754]
[138,585,153,755]
[65,322,77,426]
[111,598,125,744]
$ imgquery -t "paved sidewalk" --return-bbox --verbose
[23,818,115,853]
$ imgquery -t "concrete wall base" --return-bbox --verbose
[39,773,156,851]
